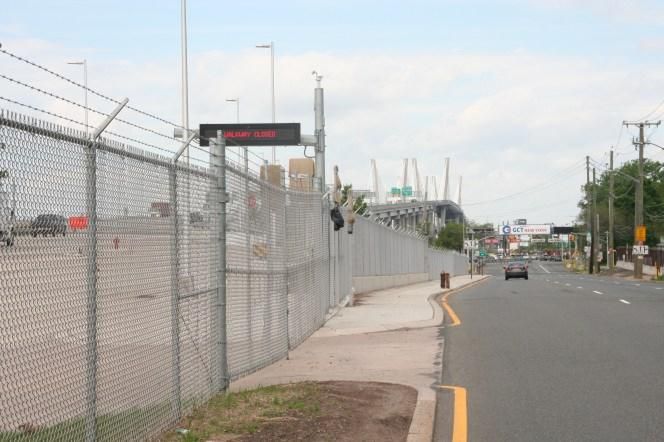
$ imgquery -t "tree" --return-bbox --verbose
[434,222,463,251]
[577,159,664,247]
[340,184,368,215]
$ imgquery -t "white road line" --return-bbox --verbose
[554,281,559,284]
[577,286,583,289]
[634,284,641,287]
[538,264,551,274]
[614,282,621,285]
[593,290,603,295]
[565,283,571,286]
[620,299,631,305]
[657,287,663,290]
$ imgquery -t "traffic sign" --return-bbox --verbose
[635,225,646,243]
[402,186,413,197]
[633,245,649,255]
[479,250,487,257]
[199,123,301,146]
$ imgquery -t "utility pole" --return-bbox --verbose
[443,157,450,200]
[586,156,591,272]
[590,167,596,274]
[595,213,600,274]
[609,148,614,270]
[623,120,661,278]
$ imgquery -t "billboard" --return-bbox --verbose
[500,224,551,235]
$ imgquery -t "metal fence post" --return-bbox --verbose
[168,163,182,420]
[84,97,128,442]
[84,138,99,442]
[244,146,252,363]
[211,130,228,391]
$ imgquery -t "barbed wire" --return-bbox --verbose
[0,47,184,129]
[0,73,182,145]
[0,95,194,161]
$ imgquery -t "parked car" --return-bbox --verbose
[505,261,528,280]
[31,214,67,237]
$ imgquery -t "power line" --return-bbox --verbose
[635,97,664,122]
[463,161,586,207]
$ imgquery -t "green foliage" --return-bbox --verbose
[434,222,464,251]
[340,184,368,215]
[577,159,664,247]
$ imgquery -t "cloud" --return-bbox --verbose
[524,0,664,23]
[2,37,664,225]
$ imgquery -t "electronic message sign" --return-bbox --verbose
[199,123,301,147]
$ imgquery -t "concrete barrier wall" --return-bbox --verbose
[352,272,430,295]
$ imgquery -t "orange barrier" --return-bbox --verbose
[69,216,88,230]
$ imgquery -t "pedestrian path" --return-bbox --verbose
[230,274,489,442]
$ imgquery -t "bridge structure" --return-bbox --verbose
[365,199,465,234]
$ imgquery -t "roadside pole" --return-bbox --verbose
[609,148,614,271]
[211,130,229,391]
[585,156,591,272]
[589,167,596,274]
[84,98,128,442]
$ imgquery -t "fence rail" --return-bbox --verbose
[0,109,466,441]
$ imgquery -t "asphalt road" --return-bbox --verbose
[435,261,664,442]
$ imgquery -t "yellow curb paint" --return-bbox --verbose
[439,385,468,442]
[441,296,461,326]
[441,276,490,326]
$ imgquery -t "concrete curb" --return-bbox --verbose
[408,275,491,442]
[407,399,436,442]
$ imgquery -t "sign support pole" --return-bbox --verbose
[314,74,325,192]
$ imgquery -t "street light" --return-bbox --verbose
[67,60,88,137]
[226,98,243,167]
[255,41,275,164]
[225,97,240,123]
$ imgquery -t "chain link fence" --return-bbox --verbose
[353,215,467,285]
[0,110,466,440]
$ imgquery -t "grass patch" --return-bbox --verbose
[162,383,323,441]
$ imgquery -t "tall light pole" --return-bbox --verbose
[225,98,240,123]
[256,42,275,163]
[67,60,88,137]
[181,0,190,152]
[226,97,244,168]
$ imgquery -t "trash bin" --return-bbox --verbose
[444,272,450,289]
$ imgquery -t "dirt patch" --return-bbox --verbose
[351,293,371,306]
[161,381,417,442]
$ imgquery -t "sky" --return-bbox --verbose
[3,0,664,226]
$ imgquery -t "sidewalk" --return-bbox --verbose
[616,260,658,277]
[230,274,489,442]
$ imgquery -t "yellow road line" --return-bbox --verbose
[441,297,461,326]
[441,291,462,326]
[439,385,468,442]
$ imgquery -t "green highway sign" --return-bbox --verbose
[479,250,487,257]
[402,186,413,197]
[390,187,401,196]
